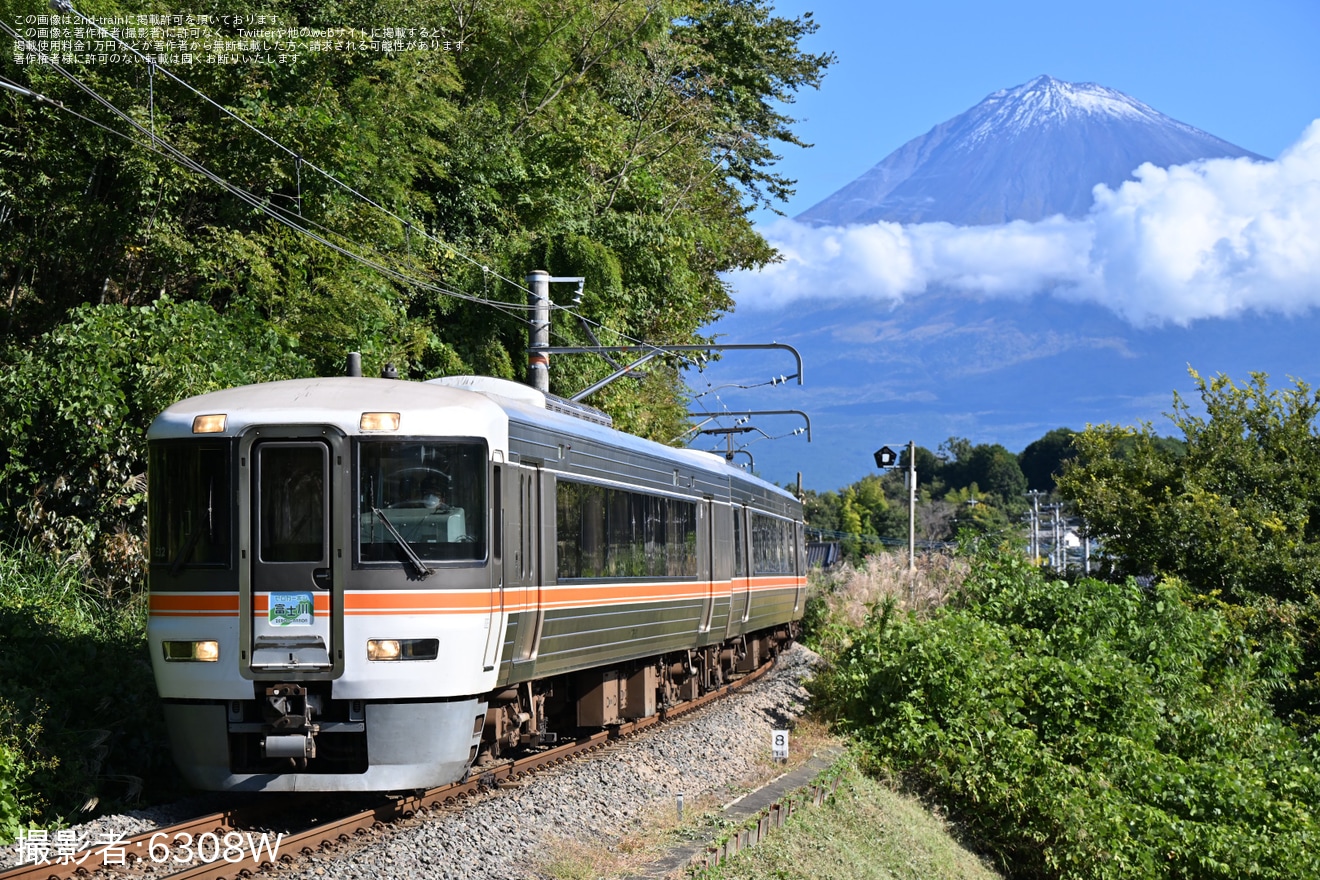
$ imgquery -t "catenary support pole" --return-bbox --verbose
[527,269,550,392]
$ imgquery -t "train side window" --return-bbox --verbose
[751,512,794,575]
[556,478,696,579]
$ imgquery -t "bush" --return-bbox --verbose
[0,298,310,592]
[0,742,20,844]
[810,548,1320,880]
[0,543,178,839]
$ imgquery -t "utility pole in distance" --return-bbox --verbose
[907,440,916,577]
[873,442,917,585]
[1025,489,1047,562]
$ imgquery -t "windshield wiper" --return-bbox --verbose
[370,508,434,579]
[169,528,203,576]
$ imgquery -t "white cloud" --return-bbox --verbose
[731,120,1320,326]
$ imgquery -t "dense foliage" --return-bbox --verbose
[1058,371,1320,728]
[0,0,831,577]
[1018,428,1077,493]
[1059,371,1320,603]
[809,549,1320,880]
[0,0,831,833]
[0,545,171,838]
[1,0,830,395]
[0,299,310,590]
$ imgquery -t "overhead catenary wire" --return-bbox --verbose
[0,23,539,324]
[55,2,540,302]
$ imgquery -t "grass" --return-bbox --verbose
[802,553,970,659]
[700,761,1003,880]
[0,543,177,840]
[536,748,1004,880]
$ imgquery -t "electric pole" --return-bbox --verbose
[1025,490,1046,562]
[908,440,917,577]
[527,269,550,393]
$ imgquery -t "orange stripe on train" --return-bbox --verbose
[149,576,804,617]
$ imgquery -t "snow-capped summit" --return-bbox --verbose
[797,75,1265,227]
[970,75,1173,138]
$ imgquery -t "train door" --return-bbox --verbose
[483,466,505,672]
[242,434,341,674]
[509,464,543,664]
[699,499,715,633]
[729,505,751,632]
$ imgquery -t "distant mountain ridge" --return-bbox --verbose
[797,74,1266,227]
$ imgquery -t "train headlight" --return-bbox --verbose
[163,640,220,662]
[367,639,439,661]
[360,412,400,431]
[191,414,227,434]
[367,639,400,661]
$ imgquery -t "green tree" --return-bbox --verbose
[1058,371,1320,603]
[1019,427,1077,492]
[839,486,865,560]
[1,0,832,442]
[1058,370,1320,726]
[0,300,310,590]
[963,443,1027,507]
[802,488,841,536]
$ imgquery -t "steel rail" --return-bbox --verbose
[2,659,774,880]
[0,798,308,880]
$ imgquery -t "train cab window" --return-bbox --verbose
[148,441,233,569]
[358,440,487,564]
[257,443,327,563]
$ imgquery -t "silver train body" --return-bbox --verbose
[147,375,805,791]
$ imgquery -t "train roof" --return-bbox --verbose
[147,377,509,445]
[147,376,797,505]
[429,377,797,504]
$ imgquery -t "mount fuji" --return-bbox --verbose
[703,76,1320,491]
[797,75,1265,227]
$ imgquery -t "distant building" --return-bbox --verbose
[806,541,842,569]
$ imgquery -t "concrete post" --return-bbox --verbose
[527,269,550,392]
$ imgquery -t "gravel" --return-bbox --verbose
[5,643,820,880]
[268,643,821,880]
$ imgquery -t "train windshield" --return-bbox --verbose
[148,441,233,570]
[358,440,487,564]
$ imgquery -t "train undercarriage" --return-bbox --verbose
[209,626,794,788]
[478,627,793,766]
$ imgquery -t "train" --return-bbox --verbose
[146,372,806,792]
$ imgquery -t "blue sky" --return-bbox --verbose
[747,0,1320,225]
[690,0,1320,491]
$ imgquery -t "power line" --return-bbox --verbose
[1,14,746,381]
[56,4,541,302]
[0,26,540,324]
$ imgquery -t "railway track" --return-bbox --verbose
[3,660,772,880]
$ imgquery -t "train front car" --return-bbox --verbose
[147,378,506,791]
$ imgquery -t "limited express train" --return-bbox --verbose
[147,373,805,791]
